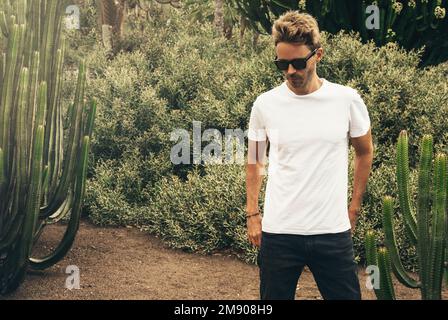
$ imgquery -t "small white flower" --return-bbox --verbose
[386,28,396,39]
[434,6,446,19]
[385,42,398,50]
[392,1,403,14]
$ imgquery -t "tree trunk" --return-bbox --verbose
[214,0,224,35]
[115,0,126,38]
[224,21,233,40]
[98,0,127,49]
[240,15,248,45]
[102,24,113,51]
[252,30,260,48]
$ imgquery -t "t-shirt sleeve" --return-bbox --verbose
[248,100,267,141]
[349,90,371,138]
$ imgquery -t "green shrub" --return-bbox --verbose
[86,156,144,226]
[82,13,278,204]
[76,9,447,269]
[143,163,263,264]
[320,33,448,168]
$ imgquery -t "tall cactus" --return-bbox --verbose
[365,130,447,300]
[0,0,96,293]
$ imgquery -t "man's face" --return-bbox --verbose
[275,42,323,89]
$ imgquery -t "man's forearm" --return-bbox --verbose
[246,164,264,213]
[350,152,373,209]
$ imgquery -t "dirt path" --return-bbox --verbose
[2,220,444,300]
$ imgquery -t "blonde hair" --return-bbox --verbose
[272,11,321,49]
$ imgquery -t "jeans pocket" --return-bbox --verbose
[315,230,353,256]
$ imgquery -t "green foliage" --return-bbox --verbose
[145,165,256,260]
[81,10,447,269]
[234,0,448,66]
[183,0,239,26]
[0,0,95,294]
[83,13,276,205]
[350,148,419,270]
[319,33,448,169]
[365,131,447,300]
[64,0,100,65]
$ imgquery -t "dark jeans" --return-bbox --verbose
[257,230,361,300]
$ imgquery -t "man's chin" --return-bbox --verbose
[288,79,305,88]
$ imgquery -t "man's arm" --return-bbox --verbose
[246,139,267,247]
[349,127,374,232]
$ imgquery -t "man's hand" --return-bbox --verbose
[247,214,262,247]
[348,204,361,234]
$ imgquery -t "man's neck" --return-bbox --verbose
[286,75,323,96]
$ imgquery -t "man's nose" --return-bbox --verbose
[287,63,296,75]
[287,64,305,77]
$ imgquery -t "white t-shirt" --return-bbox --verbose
[248,78,371,235]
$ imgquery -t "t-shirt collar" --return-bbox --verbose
[283,78,327,98]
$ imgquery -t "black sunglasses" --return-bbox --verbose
[274,48,318,71]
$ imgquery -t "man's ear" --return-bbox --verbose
[316,47,324,63]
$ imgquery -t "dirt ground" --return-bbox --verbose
[2,220,446,300]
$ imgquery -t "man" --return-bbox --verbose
[246,11,374,300]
